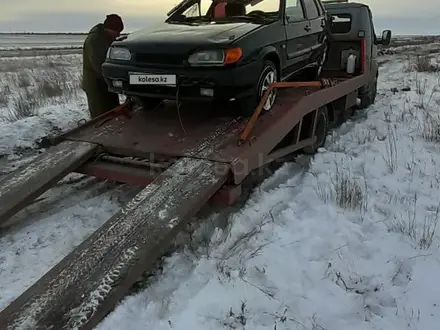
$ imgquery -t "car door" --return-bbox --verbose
[283,0,311,77]
[302,0,326,55]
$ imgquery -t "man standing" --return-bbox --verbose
[82,14,124,118]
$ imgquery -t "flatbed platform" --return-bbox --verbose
[65,74,365,183]
[0,72,370,329]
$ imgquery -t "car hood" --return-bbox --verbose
[115,21,263,54]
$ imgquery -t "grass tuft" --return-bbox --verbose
[315,167,367,212]
[414,55,439,72]
[389,194,439,249]
[8,88,39,121]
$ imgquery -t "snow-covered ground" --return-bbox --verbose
[0,54,89,158]
[0,34,85,50]
[0,39,440,330]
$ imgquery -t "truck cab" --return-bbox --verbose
[322,0,391,108]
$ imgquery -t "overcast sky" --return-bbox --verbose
[0,0,438,35]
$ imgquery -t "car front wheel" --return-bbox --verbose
[240,60,278,117]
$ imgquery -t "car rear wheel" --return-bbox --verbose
[240,60,278,117]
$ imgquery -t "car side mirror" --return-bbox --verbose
[379,30,392,46]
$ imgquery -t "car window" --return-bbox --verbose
[302,0,319,19]
[314,0,324,16]
[285,0,305,22]
[245,0,280,13]
[170,0,281,22]
[329,13,351,33]
[182,3,201,17]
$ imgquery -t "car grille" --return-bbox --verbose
[134,53,184,65]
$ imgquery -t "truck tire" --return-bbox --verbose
[303,106,329,154]
[240,60,278,117]
[359,75,377,109]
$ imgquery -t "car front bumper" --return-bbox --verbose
[101,61,261,102]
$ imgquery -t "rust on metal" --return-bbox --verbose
[76,160,161,185]
[0,157,229,330]
[0,140,98,225]
[99,155,173,170]
[64,104,247,163]
[239,80,325,143]
[230,74,368,183]
[50,100,134,146]
[60,74,367,186]
[94,100,134,128]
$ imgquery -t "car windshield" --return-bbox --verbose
[167,0,280,24]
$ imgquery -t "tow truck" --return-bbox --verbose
[0,1,392,329]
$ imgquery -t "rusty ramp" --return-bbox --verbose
[0,157,229,330]
[0,140,98,225]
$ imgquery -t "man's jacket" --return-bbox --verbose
[82,23,113,93]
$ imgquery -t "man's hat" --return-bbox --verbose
[104,14,124,32]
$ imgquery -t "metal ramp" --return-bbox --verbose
[0,157,228,330]
[0,140,98,225]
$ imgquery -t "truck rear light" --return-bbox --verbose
[360,38,367,73]
[358,30,365,38]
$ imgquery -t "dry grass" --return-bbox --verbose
[405,55,439,73]
[7,88,40,121]
[315,166,368,212]
[2,64,82,122]
[388,194,439,249]
[388,36,440,48]
[420,111,440,142]
[0,86,9,107]
[414,55,439,72]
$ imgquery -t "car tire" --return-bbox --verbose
[240,60,278,117]
[303,106,329,154]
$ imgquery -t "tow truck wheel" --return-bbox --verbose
[303,106,329,154]
[359,75,377,109]
[240,60,278,117]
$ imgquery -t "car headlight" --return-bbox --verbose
[188,48,242,66]
[107,47,131,60]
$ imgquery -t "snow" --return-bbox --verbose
[0,34,85,50]
[0,54,89,157]
[0,36,439,330]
